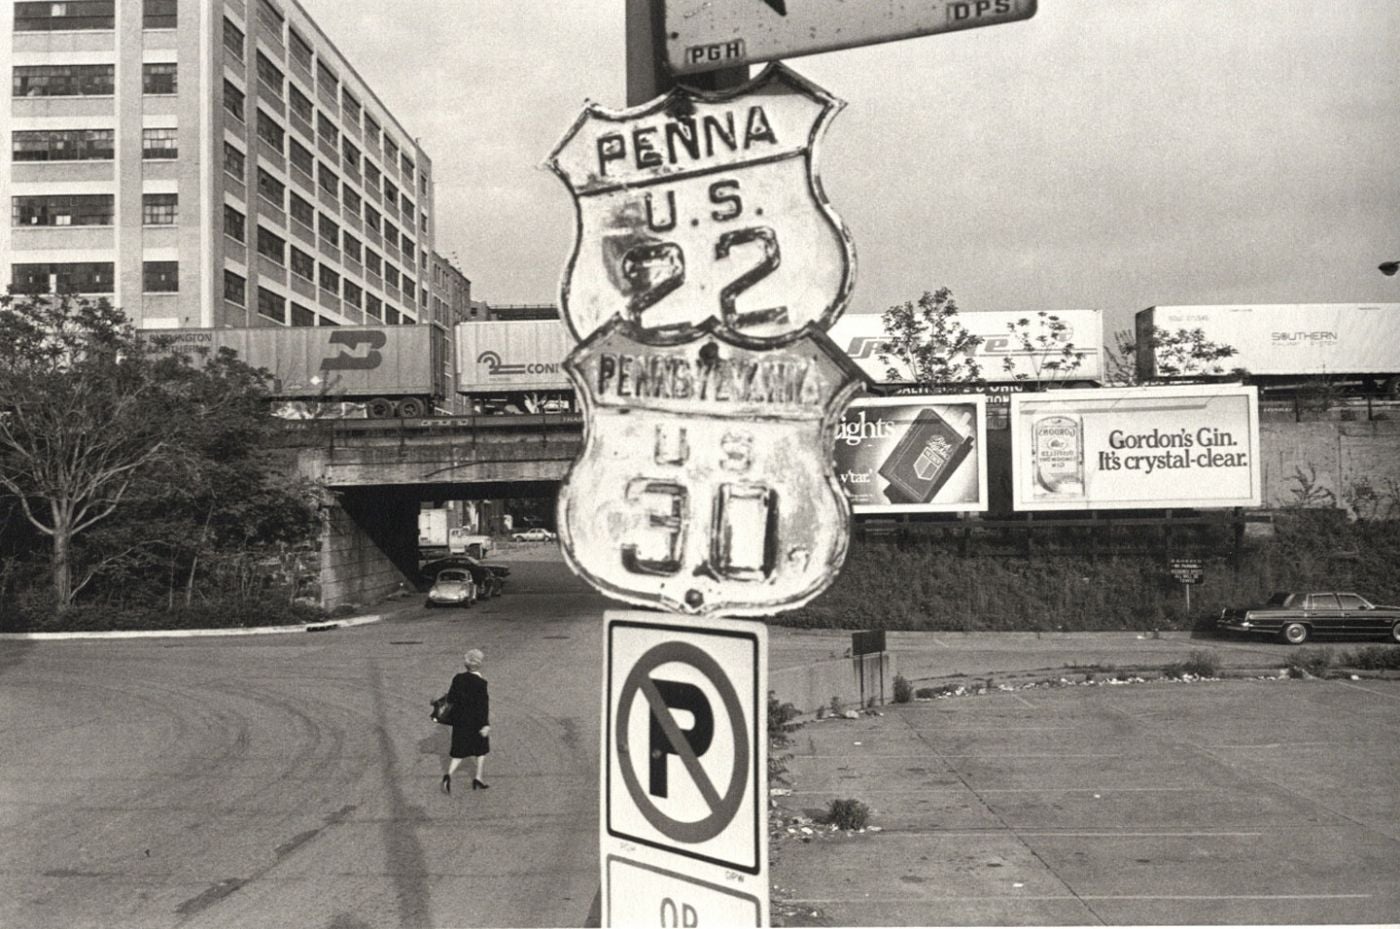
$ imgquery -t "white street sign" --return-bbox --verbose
[601,612,768,926]
[547,64,853,349]
[604,856,763,928]
[665,0,1038,74]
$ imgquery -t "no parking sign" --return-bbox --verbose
[602,612,768,925]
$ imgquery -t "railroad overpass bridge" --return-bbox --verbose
[289,414,582,606]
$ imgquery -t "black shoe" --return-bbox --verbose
[441,775,451,794]
[472,779,489,790]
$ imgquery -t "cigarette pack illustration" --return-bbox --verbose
[1031,414,1084,498]
[877,408,975,504]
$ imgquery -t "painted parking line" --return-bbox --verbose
[790,893,1372,903]
[788,786,1206,795]
[1328,679,1400,701]
[793,753,1127,759]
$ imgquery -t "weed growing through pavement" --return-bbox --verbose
[767,691,801,787]
[824,798,870,831]
[1161,650,1220,679]
[892,674,912,703]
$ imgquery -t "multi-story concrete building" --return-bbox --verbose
[3,0,435,331]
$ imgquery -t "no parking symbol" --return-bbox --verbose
[604,613,767,881]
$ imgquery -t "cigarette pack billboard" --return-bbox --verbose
[1010,385,1260,511]
[834,396,988,513]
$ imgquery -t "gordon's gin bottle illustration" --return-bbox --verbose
[1031,414,1084,498]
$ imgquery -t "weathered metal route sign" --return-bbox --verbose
[547,64,854,348]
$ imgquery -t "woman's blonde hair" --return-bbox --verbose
[464,648,485,670]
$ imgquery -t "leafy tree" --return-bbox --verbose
[1000,311,1089,384]
[1113,326,1240,381]
[0,292,317,611]
[877,288,984,389]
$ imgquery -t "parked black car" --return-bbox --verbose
[1218,591,1400,644]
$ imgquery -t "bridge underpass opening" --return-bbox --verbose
[318,480,562,609]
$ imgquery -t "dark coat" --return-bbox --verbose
[447,671,490,759]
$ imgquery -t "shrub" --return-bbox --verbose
[1161,649,1220,679]
[892,674,912,704]
[1335,645,1400,671]
[1284,647,1332,678]
[825,798,870,830]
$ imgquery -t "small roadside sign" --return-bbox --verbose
[665,0,1038,75]
[1170,558,1204,585]
[602,611,768,926]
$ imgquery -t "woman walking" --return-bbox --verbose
[441,648,490,794]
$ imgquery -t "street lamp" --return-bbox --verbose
[1380,261,1400,277]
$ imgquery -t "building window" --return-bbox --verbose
[341,90,361,127]
[364,114,380,148]
[142,128,178,160]
[14,1,115,32]
[343,234,362,263]
[384,136,399,167]
[363,204,380,234]
[224,269,246,305]
[316,111,338,147]
[257,0,283,31]
[384,179,399,206]
[364,160,381,193]
[291,303,315,326]
[383,222,398,249]
[402,236,415,260]
[223,141,245,179]
[317,163,338,199]
[365,293,382,320]
[256,167,285,205]
[419,173,429,197]
[224,204,245,242]
[365,249,381,275]
[288,28,313,70]
[12,194,113,227]
[13,64,113,97]
[256,226,285,264]
[403,275,416,303]
[257,286,286,323]
[318,213,338,246]
[223,80,245,121]
[255,52,284,98]
[142,193,178,225]
[383,306,399,325]
[223,17,244,59]
[318,264,339,294]
[342,138,360,171]
[289,191,314,228]
[289,137,314,176]
[143,0,177,29]
[142,62,177,95]
[342,186,361,217]
[401,153,414,178]
[289,84,313,124]
[384,264,400,288]
[143,260,178,293]
[420,211,429,234]
[402,195,415,217]
[316,59,338,96]
[256,110,284,152]
[290,245,315,280]
[12,129,114,162]
[11,261,115,294]
[342,280,362,309]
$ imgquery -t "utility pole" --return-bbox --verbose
[625,0,748,105]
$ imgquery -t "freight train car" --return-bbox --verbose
[143,324,449,417]
[1135,304,1400,397]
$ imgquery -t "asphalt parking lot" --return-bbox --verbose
[769,671,1400,926]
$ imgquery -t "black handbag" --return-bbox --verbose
[430,696,454,725]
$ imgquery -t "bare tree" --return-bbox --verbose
[877,288,985,389]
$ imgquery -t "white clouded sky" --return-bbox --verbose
[301,0,1400,338]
